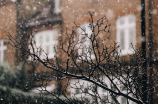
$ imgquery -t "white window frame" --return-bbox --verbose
[0,39,7,63]
[116,15,136,56]
[78,23,94,60]
[30,30,58,60]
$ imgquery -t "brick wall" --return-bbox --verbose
[62,0,142,50]
[0,1,16,65]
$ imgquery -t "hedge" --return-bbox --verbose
[0,85,66,104]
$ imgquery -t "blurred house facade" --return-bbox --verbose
[0,0,158,103]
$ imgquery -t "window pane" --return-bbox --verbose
[39,48,42,56]
[129,16,134,23]
[39,36,42,43]
[81,35,86,43]
[3,41,7,45]
[120,30,125,50]
[52,46,54,53]
[89,42,93,55]
[120,19,124,25]
[3,50,6,62]
[84,88,88,93]
[129,28,134,49]
[82,43,87,55]
[46,35,49,42]
[102,88,106,92]
[0,51,1,62]
[122,87,127,91]
[76,89,80,94]
[46,46,49,54]
[121,97,127,104]
[111,85,116,91]
[82,26,86,32]
[80,35,87,55]
[53,31,58,41]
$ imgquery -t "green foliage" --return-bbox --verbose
[0,64,36,91]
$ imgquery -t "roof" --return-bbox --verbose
[22,0,62,30]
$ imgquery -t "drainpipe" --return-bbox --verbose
[141,0,147,103]
[148,0,153,103]
[15,0,21,65]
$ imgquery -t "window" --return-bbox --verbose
[31,30,58,59]
[75,88,80,94]
[70,79,91,97]
[0,40,7,63]
[78,23,94,59]
[70,78,133,104]
[121,97,127,104]
[116,15,136,55]
[54,0,62,14]
[84,87,88,93]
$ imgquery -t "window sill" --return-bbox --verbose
[118,50,135,56]
[28,53,56,61]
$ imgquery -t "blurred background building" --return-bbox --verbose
[0,0,158,103]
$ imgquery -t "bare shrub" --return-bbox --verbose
[7,12,158,104]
